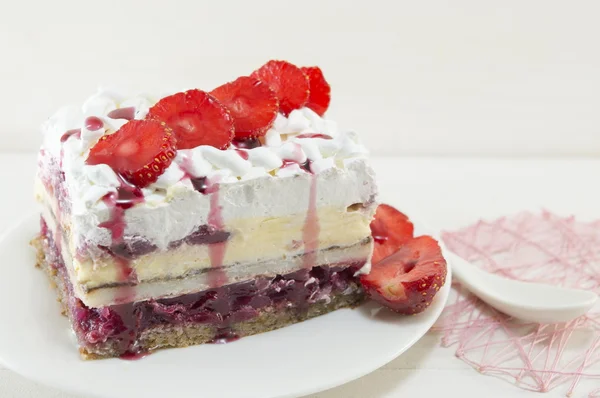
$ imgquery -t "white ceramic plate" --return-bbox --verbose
[0,212,451,398]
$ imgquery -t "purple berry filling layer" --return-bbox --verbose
[97,224,231,260]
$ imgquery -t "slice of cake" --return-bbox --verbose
[33,60,379,359]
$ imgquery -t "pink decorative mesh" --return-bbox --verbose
[436,211,600,397]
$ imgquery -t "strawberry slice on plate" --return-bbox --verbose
[210,76,279,138]
[361,235,448,315]
[147,89,234,150]
[300,66,331,116]
[370,204,414,264]
[86,119,176,187]
[251,60,309,116]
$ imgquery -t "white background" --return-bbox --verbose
[1,0,599,156]
[1,1,599,397]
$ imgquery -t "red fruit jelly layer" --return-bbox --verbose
[39,218,364,357]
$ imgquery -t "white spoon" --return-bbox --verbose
[446,250,598,323]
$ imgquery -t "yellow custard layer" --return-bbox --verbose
[79,206,369,285]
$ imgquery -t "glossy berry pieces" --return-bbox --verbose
[147,89,234,150]
[210,76,279,138]
[86,119,176,187]
[251,60,310,116]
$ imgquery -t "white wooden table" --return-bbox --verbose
[1,154,598,398]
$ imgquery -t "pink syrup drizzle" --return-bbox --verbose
[107,106,135,120]
[211,330,241,344]
[206,183,228,288]
[177,153,194,181]
[232,137,261,149]
[99,175,145,303]
[177,155,229,288]
[235,149,249,160]
[435,211,600,397]
[281,159,311,173]
[278,148,320,269]
[280,143,312,171]
[295,133,332,140]
[98,175,146,358]
[84,116,104,131]
[119,351,151,361]
[60,129,81,143]
[55,128,84,250]
[59,129,82,168]
[292,142,304,159]
[107,107,136,121]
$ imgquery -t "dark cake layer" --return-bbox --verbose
[34,219,366,359]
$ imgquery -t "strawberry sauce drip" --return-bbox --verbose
[281,152,321,268]
[295,133,332,140]
[302,174,320,268]
[207,184,228,288]
[175,157,230,287]
[55,130,83,251]
[107,107,136,121]
[98,175,145,355]
[278,155,321,268]
[235,149,249,160]
[211,330,241,344]
[282,159,311,173]
[292,142,304,159]
[176,157,230,288]
[99,175,144,259]
[60,129,82,143]
[99,206,141,294]
[190,177,209,193]
[232,137,261,149]
[119,350,151,361]
[177,153,195,181]
[59,129,82,168]
[177,153,211,192]
[171,171,232,338]
[85,116,104,131]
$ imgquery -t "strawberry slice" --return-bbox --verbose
[361,235,447,315]
[250,60,309,116]
[300,66,331,116]
[210,76,279,138]
[370,204,414,264]
[86,120,176,187]
[147,89,234,150]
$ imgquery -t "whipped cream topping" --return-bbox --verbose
[37,88,377,254]
[42,88,370,206]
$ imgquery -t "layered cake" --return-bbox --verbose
[34,60,448,360]
[33,61,379,359]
